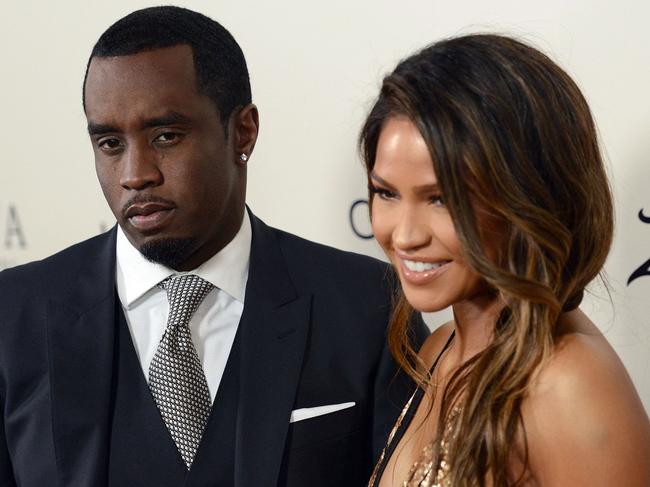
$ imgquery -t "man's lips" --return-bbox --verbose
[124,202,176,231]
[125,202,174,218]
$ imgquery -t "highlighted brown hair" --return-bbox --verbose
[360,34,613,485]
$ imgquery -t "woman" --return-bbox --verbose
[361,34,650,486]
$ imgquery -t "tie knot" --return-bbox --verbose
[159,275,214,327]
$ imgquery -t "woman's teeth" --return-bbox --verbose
[403,259,449,272]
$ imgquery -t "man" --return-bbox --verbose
[0,6,427,487]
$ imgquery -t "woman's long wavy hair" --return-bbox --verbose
[360,34,613,486]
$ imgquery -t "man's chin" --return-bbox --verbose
[138,237,196,270]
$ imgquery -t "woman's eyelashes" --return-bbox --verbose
[430,194,444,207]
[368,184,396,200]
[369,184,445,207]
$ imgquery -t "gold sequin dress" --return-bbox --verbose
[368,333,457,487]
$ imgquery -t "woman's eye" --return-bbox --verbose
[370,187,396,200]
[431,195,445,207]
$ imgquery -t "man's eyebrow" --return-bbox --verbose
[142,112,193,129]
[87,123,118,136]
[87,112,193,136]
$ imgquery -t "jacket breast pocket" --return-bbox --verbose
[279,405,373,486]
[286,402,364,450]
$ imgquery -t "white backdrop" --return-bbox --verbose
[1,0,649,413]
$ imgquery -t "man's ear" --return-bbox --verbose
[232,103,259,164]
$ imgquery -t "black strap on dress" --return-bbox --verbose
[370,331,455,487]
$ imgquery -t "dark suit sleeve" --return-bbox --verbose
[0,387,16,487]
[0,280,17,487]
[370,310,429,460]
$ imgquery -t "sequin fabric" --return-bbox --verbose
[401,407,460,486]
[368,396,460,487]
[367,392,415,487]
[368,332,457,487]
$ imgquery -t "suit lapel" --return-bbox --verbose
[47,229,118,487]
[234,214,311,487]
[46,217,311,487]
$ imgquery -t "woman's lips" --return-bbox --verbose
[398,257,451,285]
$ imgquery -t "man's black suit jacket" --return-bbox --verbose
[0,213,428,486]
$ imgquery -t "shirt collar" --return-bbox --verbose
[116,211,251,309]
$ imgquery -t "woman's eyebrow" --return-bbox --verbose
[370,171,439,194]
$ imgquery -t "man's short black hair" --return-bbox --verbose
[82,6,251,128]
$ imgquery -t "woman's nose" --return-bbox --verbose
[392,206,432,251]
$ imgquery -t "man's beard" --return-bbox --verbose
[139,238,196,269]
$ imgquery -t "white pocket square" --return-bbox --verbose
[289,402,356,423]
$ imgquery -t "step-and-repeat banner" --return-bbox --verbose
[2,1,648,412]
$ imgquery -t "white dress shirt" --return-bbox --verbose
[115,212,251,402]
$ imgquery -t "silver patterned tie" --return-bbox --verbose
[149,274,213,469]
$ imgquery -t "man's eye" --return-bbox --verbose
[98,138,122,151]
[154,132,182,144]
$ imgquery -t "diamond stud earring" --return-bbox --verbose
[239,153,248,162]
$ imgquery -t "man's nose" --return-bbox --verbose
[392,206,432,251]
[119,142,163,190]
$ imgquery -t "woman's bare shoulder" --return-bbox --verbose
[522,309,650,486]
[418,321,455,368]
